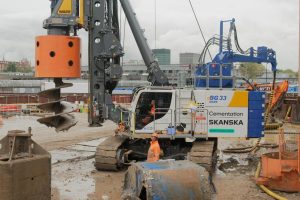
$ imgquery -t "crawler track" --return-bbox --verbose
[188,140,216,173]
[94,135,128,171]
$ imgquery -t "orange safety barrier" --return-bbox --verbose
[271,80,289,108]
[0,105,21,113]
[256,128,300,192]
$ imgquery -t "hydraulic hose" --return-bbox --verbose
[223,138,261,153]
[255,161,287,200]
[222,138,278,154]
[222,141,278,153]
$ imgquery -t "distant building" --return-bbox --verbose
[0,61,10,71]
[122,64,191,86]
[152,49,171,65]
[123,60,145,65]
[0,58,31,72]
[180,53,200,66]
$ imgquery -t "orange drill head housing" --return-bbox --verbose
[35,35,81,78]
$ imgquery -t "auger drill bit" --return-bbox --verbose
[34,0,82,132]
[37,78,78,132]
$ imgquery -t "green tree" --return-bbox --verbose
[16,66,33,73]
[277,69,298,78]
[4,63,17,72]
[239,63,265,79]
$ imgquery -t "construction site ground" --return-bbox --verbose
[1,113,300,200]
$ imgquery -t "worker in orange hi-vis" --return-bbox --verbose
[147,132,161,162]
[150,100,156,116]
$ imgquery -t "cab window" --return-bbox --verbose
[135,92,172,129]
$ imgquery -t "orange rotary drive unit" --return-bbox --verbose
[35,35,81,78]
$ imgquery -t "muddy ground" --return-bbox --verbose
[0,113,115,150]
[1,113,300,200]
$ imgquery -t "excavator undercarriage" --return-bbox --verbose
[95,135,217,173]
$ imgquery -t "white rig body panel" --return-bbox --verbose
[130,87,250,138]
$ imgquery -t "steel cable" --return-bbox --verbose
[188,0,212,61]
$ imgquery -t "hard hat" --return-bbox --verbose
[151,132,159,138]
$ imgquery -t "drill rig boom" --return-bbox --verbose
[120,0,169,86]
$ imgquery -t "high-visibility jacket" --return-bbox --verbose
[150,104,155,116]
[147,140,160,162]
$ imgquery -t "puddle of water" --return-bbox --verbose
[51,138,107,164]
[51,149,94,164]
[51,138,108,200]
[219,151,250,166]
[52,159,95,200]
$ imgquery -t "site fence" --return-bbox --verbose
[0,104,46,117]
[0,93,89,104]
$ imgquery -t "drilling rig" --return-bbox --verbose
[36,0,267,175]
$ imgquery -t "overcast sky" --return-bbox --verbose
[0,0,298,70]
